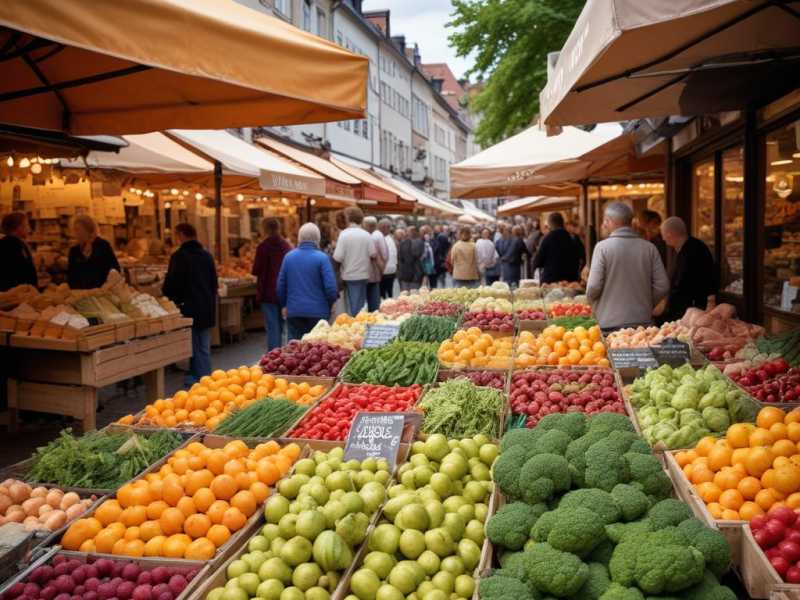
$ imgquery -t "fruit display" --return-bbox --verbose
[542,291,589,308]
[258,341,353,378]
[0,480,95,532]
[541,281,584,293]
[476,282,511,298]
[459,311,514,333]
[213,399,310,438]
[437,329,513,370]
[380,292,429,317]
[757,329,800,367]
[483,412,736,599]
[717,341,782,376]
[507,369,624,429]
[749,505,800,583]
[340,342,438,387]
[344,434,498,600]
[288,384,422,441]
[670,304,764,354]
[429,288,480,306]
[549,315,597,330]
[203,447,391,600]
[729,358,796,403]
[674,406,800,521]
[467,297,512,314]
[514,325,607,368]
[628,363,759,450]
[0,554,201,600]
[26,429,184,490]
[60,439,301,559]
[438,370,505,390]
[548,303,592,317]
[513,286,543,300]
[416,301,462,318]
[397,315,457,344]
[418,379,506,438]
[606,326,663,349]
[303,314,410,351]
[515,309,547,321]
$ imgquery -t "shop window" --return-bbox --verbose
[692,159,715,255]
[721,146,744,295]
[763,118,800,313]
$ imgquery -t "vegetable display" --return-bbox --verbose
[203,447,390,600]
[60,440,301,559]
[26,429,183,490]
[548,315,597,330]
[437,329,513,370]
[429,288,480,306]
[549,303,592,317]
[288,384,422,441]
[381,294,428,316]
[1,554,201,600]
[397,315,457,344]
[674,406,800,521]
[757,329,800,367]
[345,434,498,600]
[515,309,547,321]
[258,341,352,378]
[0,480,95,533]
[508,369,624,429]
[418,378,505,438]
[483,412,736,599]
[628,363,759,449]
[514,325,607,368]
[729,358,795,403]
[670,304,764,354]
[750,505,800,583]
[459,311,514,333]
[213,398,309,438]
[468,297,512,313]
[439,370,505,390]
[416,301,462,318]
[340,341,438,386]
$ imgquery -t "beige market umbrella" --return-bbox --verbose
[457,214,479,225]
[497,196,578,216]
[540,0,800,126]
[0,0,368,134]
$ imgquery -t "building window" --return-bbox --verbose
[362,120,369,139]
[316,8,326,38]
[343,120,350,131]
[272,0,290,18]
[692,159,715,256]
[721,146,744,296]
[302,0,312,32]
[353,120,360,136]
[336,30,343,46]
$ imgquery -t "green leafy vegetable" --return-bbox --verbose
[340,341,438,386]
[398,315,457,343]
[214,398,308,437]
[419,377,504,437]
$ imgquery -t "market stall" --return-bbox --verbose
[496,195,578,217]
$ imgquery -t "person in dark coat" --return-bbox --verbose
[568,218,587,273]
[499,225,530,288]
[661,216,717,321]
[252,218,291,350]
[396,226,425,291]
[526,218,543,278]
[531,212,580,283]
[431,226,451,289]
[641,209,668,268]
[163,223,219,386]
[0,212,37,291]
[67,214,120,289]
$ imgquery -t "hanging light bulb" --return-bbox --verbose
[30,163,42,174]
[164,201,172,209]
[236,193,244,202]
[182,190,189,197]
[170,188,179,196]
[19,157,30,169]
[6,156,14,167]
[195,192,203,201]
[129,187,136,193]
[281,197,289,206]
[310,199,317,206]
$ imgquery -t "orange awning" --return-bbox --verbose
[329,157,415,204]
[0,0,368,134]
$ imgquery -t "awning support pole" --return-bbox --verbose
[581,181,590,264]
[214,160,222,262]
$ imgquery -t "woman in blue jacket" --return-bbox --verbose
[277,223,339,340]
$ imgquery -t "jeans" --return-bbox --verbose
[502,264,521,288]
[345,279,368,316]
[428,273,440,288]
[287,316,319,340]
[187,326,212,387]
[366,282,381,312]
[453,279,479,289]
[399,280,421,292]
[260,302,284,350]
[380,274,395,298]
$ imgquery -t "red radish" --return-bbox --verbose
[769,506,798,526]
[786,566,800,584]
[771,556,791,576]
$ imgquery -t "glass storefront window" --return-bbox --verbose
[692,159,715,254]
[763,118,800,313]
[721,147,744,295]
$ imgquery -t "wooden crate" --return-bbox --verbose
[741,526,800,599]
[114,320,136,342]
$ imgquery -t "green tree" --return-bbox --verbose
[448,0,585,146]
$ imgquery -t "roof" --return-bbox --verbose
[421,63,465,113]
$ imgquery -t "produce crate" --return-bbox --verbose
[740,526,800,599]
[437,368,510,394]
[114,320,135,342]
[0,546,210,600]
[416,380,508,442]
[0,528,35,590]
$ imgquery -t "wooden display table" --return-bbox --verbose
[6,327,192,433]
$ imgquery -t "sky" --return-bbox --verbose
[361,0,474,79]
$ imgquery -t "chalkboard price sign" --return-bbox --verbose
[651,338,691,367]
[609,347,659,370]
[344,412,406,468]
[362,324,400,348]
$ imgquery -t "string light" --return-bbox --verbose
[18,158,30,168]
[281,197,289,206]
[170,188,179,196]
[30,163,42,174]
[236,193,244,201]
[195,192,203,201]
[310,199,317,206]
[164,201,172,209]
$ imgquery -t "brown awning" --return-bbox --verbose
[540,0,800,126]
[329,157,415,204]
[0,0,368,134]
[497,196,578,216]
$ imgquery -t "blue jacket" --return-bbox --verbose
[277,242,338,319]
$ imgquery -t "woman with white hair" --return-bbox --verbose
[67,213,120,289]
[277,222,338,340]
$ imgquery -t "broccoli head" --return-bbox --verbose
[540,507,607,556]
[587,412,635,435]
[519,453,571,504]
[537,411,588,440]
[608,535,640,587]
[611,484,651,522]
[677,518,731,577]
[599,583,645,600]
[501,427,546,453]
[531,429,573,456]
[499,550,528,579]
[573,562,611,600]
[605,520,652,544]
[522,542,590,598]
[625,453,672,500]
[531,509,560,543]
[559,489,622,525]
[565,430,607,487]
[683,571,737,600]
[585,438,630,492]
[647,499,694,530]
[589,539,615,566]
[486,501,546,551]
[633,543,705,594]
[479,574,536,600]
[493,444,528,499]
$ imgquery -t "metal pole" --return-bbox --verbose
[214,160,222,261]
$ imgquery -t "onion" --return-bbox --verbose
[30,487,48,498]
[46,489,63,508]
[0,493,12,514]
[38,504,53,517]
[22,497,46,516]
[65,503,84,520]
[23,515,40,531]
[8,482,30,504]
[60,492,80,510]
[42,510,67,531]
[5,508,25,523]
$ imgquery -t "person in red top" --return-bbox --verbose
[252,218,291,350]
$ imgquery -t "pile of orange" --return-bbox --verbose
[61,439,300,559]
[117,366,326,429]
[675,406,800,521]
[515,325,608,368]
[437,328,513,369]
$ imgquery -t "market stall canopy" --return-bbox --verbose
[457,214,479,225]
[460,202,496,223]
[168,130,326,197]
[0,0,368,135]
[330,156,415,205]
[540,0,800,126]
[450,123,656,199]
[497,196,578,216]
[0,123,125,158]
[383,176,464,216]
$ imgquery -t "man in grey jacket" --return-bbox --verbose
[586,202,670,331]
